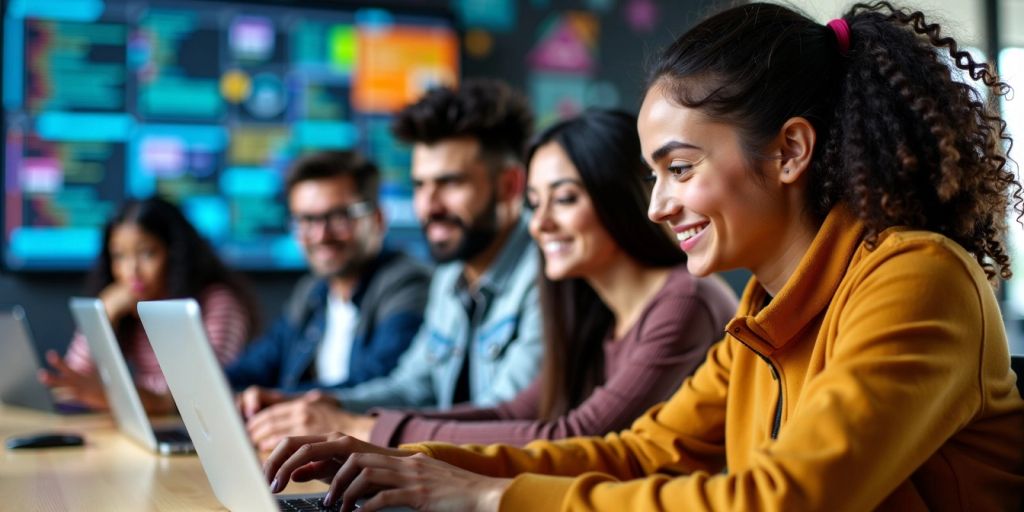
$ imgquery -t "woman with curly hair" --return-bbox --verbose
[40,196,260,414]
[263,3,1024,510]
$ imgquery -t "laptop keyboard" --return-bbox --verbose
[277,497,341,511]
[154,429,190,443]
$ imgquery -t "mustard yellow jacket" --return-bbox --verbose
[406,206,1024,511]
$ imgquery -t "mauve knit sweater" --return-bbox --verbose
[368,265,738,447]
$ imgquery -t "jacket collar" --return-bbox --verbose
[727,206,864,356]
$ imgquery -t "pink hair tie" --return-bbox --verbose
[827,18,851,56]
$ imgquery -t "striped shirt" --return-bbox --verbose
[64,283,251,395]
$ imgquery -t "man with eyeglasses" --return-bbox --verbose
[226,151,431,410]
[241,80,544,451]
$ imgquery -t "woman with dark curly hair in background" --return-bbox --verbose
[262,3,1024,510]
[40,196,261,414]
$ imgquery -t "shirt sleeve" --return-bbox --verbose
[225,315,290,390]
[64,331,97,375]
[381,294,722,448]
[199,285,250,367]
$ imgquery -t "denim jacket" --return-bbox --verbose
[225,250,430,391]
[333,218,543,412]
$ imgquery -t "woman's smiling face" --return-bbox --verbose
[527,141,621,281]
[640,81,792,278]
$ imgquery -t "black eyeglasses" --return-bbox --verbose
[290,201,374,234]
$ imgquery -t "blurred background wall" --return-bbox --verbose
[3,0,1022,356]
[1,0,715,353]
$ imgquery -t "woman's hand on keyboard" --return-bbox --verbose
[263,432,509,512]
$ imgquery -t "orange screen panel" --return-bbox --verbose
[353,26,459,113]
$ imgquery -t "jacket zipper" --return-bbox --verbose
[731,333,784,440]
[764,356,783,439]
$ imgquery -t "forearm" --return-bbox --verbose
[403,423,657,481]
[407,403,502,421]
[395,417,586,447]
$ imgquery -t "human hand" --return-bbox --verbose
[237,385,294,420]
[37,350,108,410]
[265,433,510,512]
[264,432,412,486]
[298,390,375,442]
[247,390,361,452]
[98,282,137,323]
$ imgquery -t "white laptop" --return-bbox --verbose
[137,299,332,512]
[0,306,57,412]
[68,297,194,455]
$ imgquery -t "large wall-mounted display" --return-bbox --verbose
[2,0,459,270]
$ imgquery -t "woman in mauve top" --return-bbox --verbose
[363,110,737,447]
[321,110,736,448]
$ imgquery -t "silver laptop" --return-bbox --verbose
[0,306,58,412]
[138,299,331,511]
[68,297,194,455]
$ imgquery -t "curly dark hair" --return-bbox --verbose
[391,79,534,168]
[650,1,1018,280]
[87,196,262,335]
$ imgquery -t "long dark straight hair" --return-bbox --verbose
[86,196,262,338]
[525,110,685,421]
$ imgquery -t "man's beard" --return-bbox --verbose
[330,253,369,279]
[423,196,500,264]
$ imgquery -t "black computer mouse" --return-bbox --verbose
[5,432,84,450]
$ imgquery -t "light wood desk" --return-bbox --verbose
[0,403,328,511]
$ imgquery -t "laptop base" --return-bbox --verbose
[154,427,195,455]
